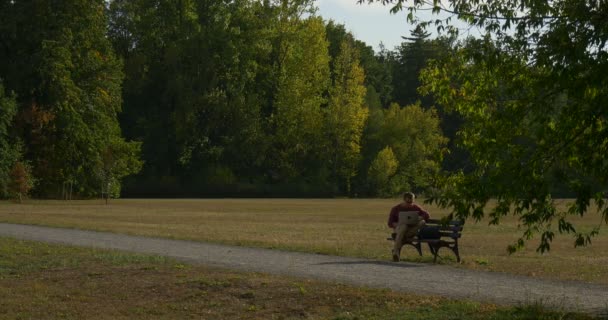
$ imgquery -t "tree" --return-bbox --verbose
[374,103,447,193]
[272,17,330,181]
[8,161,34,203]
[391,25,433,107]
[325,21,393,109]
[384,28,467,174]
[367,146,399,197]
[108,0,271,194]
[0,0,141,198]
[0,82,19,198]
[108,0,213,192]
[98,139,143,203]
[361,0,608,252]
[324,40,369,194]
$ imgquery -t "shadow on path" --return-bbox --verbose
[315,260,423,269]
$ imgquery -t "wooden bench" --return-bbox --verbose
[388,218,464,262]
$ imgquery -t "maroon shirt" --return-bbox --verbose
[387,203,430,228]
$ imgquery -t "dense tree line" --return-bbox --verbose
[0,0,455,199]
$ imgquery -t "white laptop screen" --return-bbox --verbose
[398,211,420,225]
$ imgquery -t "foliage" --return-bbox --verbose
[367,146,399,197]
[326,21,394,109]
[105,0,452,197]
[361,102,447,197]
[109,0,281,191]
[361,0,608,252]
[8,161,34,203]
[271,16,330,182]
[0,0,141,198]
[1,0,456,198]
[0,82,19,198]
[325,40,369,194]
[98,139,143,200]
[385,28,464,172]
[392,26,433,107]
[380,103,447,192]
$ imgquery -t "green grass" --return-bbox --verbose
[0,237,598,320]
[0,238,170,277]
[0,198,607,285]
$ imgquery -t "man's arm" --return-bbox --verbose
[387,206,399,228]
[416,205,430,221]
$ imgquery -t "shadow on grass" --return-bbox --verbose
[315,260,424,268]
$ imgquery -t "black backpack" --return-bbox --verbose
[418,226,441,240]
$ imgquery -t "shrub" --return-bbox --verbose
[9,161,34,203]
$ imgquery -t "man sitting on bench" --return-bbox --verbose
[387,192,430,262]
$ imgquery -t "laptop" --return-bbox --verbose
[398,211,420,226]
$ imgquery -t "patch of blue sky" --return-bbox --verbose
[315,0,483,52]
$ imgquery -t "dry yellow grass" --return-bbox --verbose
[0,198,606,285]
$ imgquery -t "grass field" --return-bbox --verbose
[0,237,596,319]
[0,198,606,286]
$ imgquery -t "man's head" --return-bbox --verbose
[403,192,415,204]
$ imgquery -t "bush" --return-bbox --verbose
[367,147,399,197]
[9,161,34,203]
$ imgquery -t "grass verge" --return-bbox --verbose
[0,237,598,320]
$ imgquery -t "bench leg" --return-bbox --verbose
[453,244,461,263]
[441,243,460,263]
[395,238,461,263]
[429,242,455,263]
[430,243,440,262]
[388,234,423,258]
[427,243,436,255]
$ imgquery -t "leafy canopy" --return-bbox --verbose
[359,0,608,252]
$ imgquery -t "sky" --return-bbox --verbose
[315,0,414,51]
[315,0,478,52]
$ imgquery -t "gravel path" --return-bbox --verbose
[1,223,607,316]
